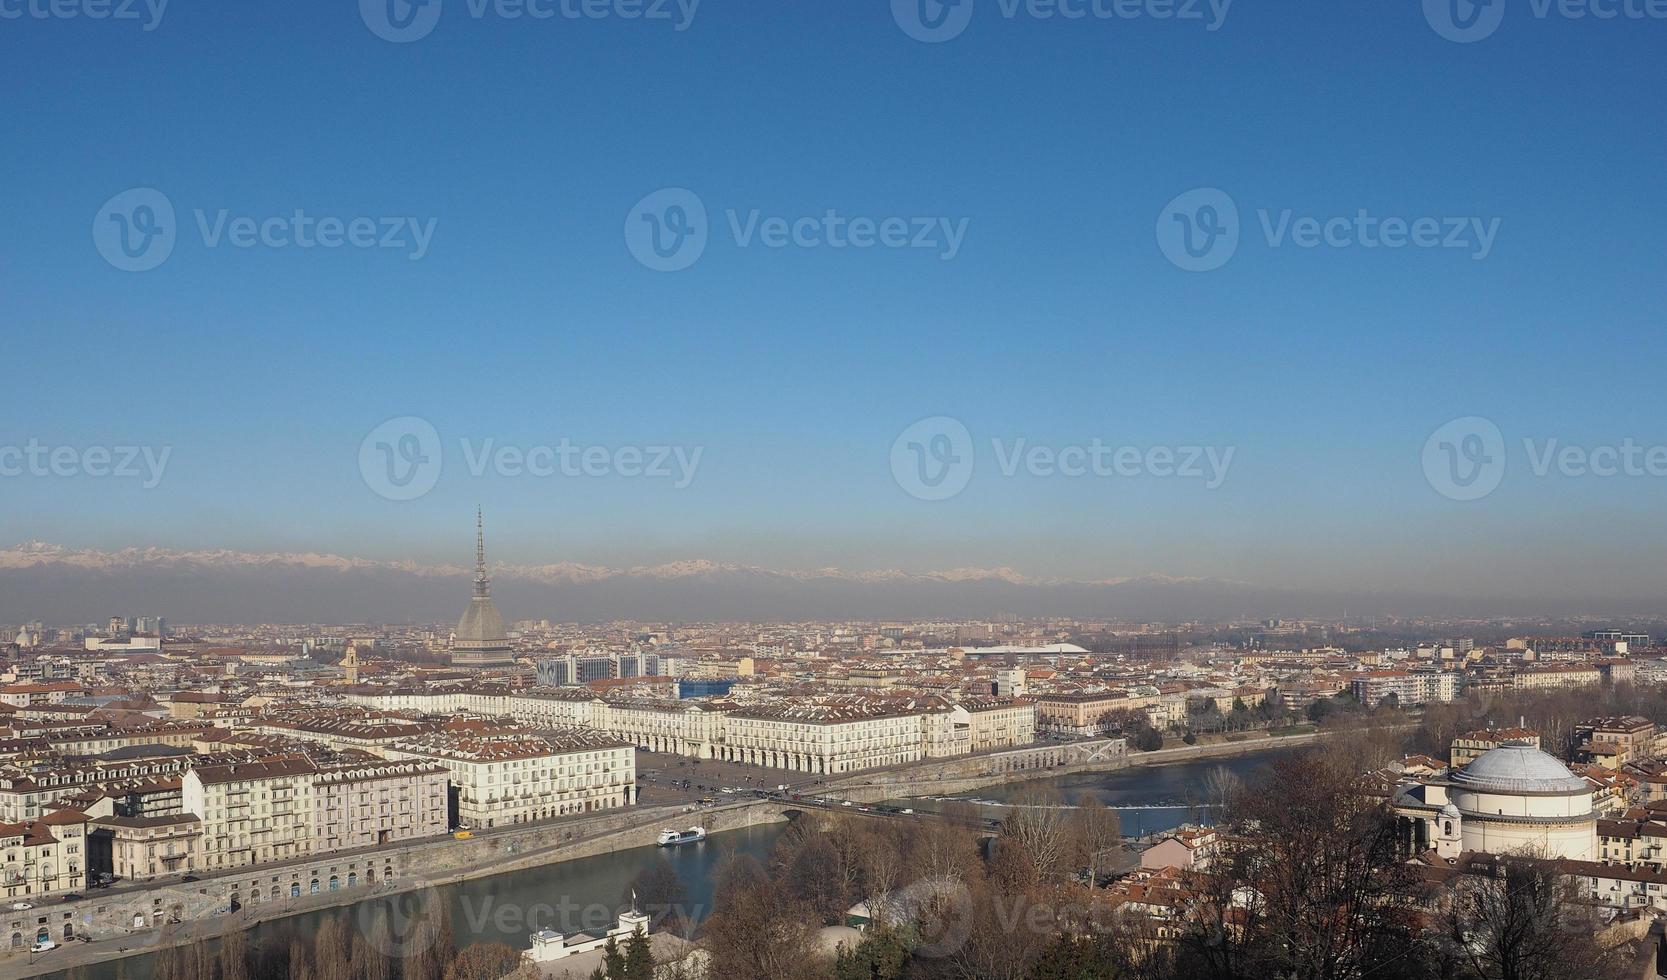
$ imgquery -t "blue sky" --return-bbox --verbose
[3,0,1666,601]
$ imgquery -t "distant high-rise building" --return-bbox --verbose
[451,510,515,668]
[536,657,575,687]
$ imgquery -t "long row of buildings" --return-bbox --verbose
[342,686,1036,775]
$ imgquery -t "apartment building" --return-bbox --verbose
[1031,692,1139,735]
[601,700,727,757]
[182,755,317,870]
[89,813,203,881]
[0,811,88,898]
[312,758,449,852]
[959,697,1036,752]
[1348,671,1459,708]
[1577,716,1657,768]
[1450,728,1540,768]
[1513,663,1603,690]
[387,731,634,829]
[721,699,949,774]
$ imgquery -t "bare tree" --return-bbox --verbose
[1201,765,1243,818]
[220,929,252,980]
[289,937,315,980]
[999,787,1074,884]
[315,916,353,980]
[1440,854,1621,980]
[1069,794,1121,886]
[443,943,523,980]
[700,854,823,980]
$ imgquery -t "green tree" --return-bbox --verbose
[600,935,626,980]
[623,928,654,980]
[832,928,910,980]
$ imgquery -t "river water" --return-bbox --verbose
[893,747,1296,839]
[36,747,1292,980]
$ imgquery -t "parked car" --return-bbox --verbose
[10,902,31,911]
[31,940,57,954]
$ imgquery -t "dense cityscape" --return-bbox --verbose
[0,516,1658,979]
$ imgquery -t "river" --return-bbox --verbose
[893,746,1297,838]
[33,745,1293,980]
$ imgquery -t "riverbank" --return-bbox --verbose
[831,729,1323,802]
[0,800,787,980]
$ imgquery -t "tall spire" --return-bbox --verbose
[474,506,490,598]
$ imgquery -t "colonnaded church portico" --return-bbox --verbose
[1392,744,1597,861]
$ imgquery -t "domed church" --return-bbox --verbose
[1392,743,1597,861]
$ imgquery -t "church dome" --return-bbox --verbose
[1450,744,1587,794]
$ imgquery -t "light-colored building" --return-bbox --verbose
[90,813,203,881]
[387,731,634,830]
[182,755,318,870]
[0,811,89,898]
[1450,727,1539,768]
[1513,663,1602,690]
[1349,671,1458,708]
[1393,744,1597,861]
[1032,692,1137,735]
[312,758,450,853]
